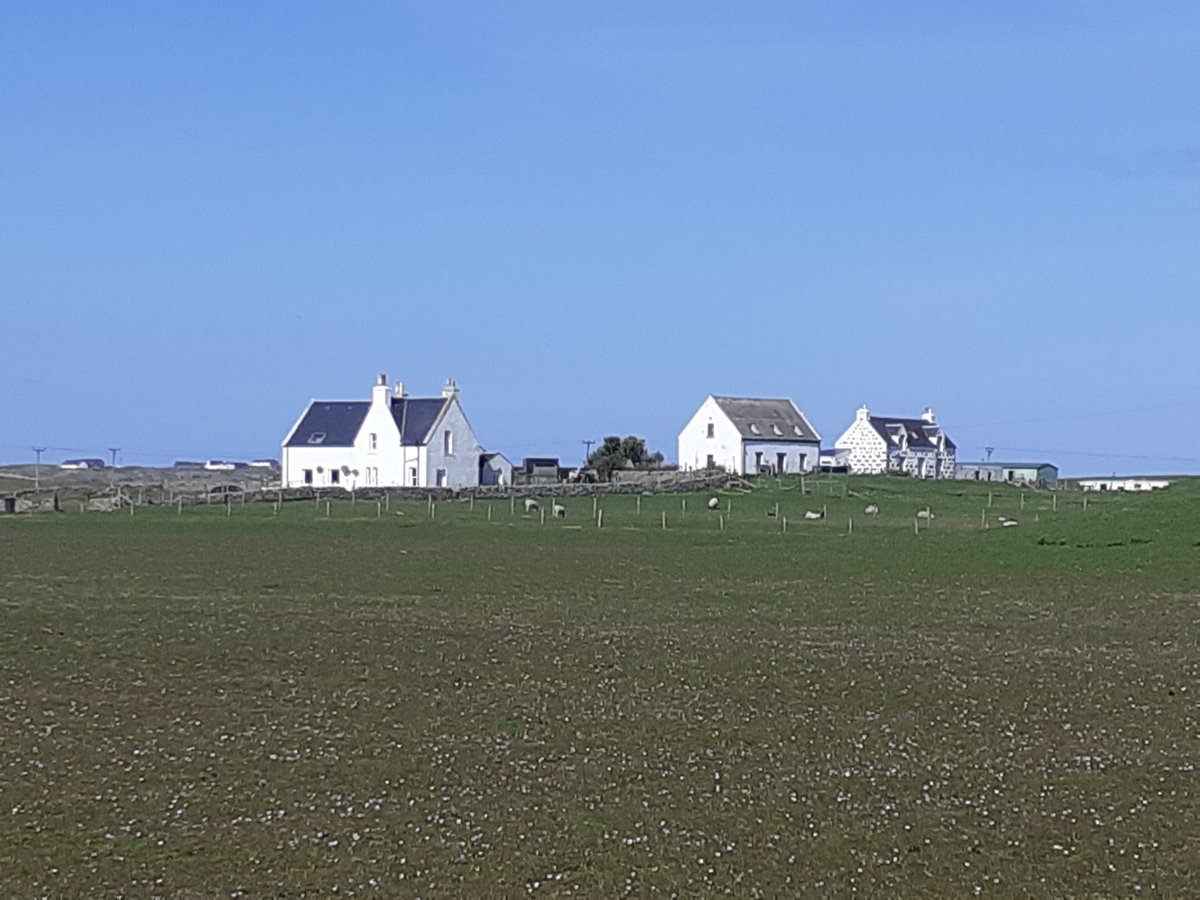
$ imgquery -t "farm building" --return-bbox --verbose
[60,458,106,470]
[678,396,821,475]
[833,405,956,478]
[281,374,495,489]
[511,457,563,485]
[1076,477,1171,492]
[479,452,513,486]
[956,461,1059,488]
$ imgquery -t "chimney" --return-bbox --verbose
[856,404,870,421]
[441,378,460,400]
[372,372,390,407]
[394,381,407,398]
[921,407,936,425]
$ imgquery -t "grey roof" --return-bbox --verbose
[286,401,370,447]
[286,395,452,448]
[995,461,1058,470]
[389,397,450,444]
[712,396,820,443]
[868,416,956,452]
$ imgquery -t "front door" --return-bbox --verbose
[776,452,786,474]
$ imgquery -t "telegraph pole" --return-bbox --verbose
[985,446,994,463]
[108,447,120,468]
[33,446,46,491]
[582,439,595,463]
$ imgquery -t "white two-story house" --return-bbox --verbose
[281,374,508,489]
[678,396,822,475]
[833,405,956,478]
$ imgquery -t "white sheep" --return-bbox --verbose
[916,509,935,520]
[1001,518,1019,527]
[804,510,824,520]
[524,498,540,513]
[865,504,880,516]
[552,503,566,519]
[707,497,720,510]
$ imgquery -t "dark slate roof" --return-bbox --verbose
[712,397,820,443]
[996,461,1058,470]
[389,397,450,444]
[285,401,370,447]
[868,416,956,452]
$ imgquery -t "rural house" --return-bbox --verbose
[281,374,498,489]
[833,405,956,478]
[678,396,821,475]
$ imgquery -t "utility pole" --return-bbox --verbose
[582,439,595,463]
[108,447,120,468]
[33,446,46,491]
[985,446,994,463]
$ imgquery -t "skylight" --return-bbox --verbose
[749,423,760,435]
[307,432,326,444]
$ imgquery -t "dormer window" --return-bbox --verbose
[749,423,760,435]
[793,425,803,436]
[771,424,782,436]
[307,432,326,445]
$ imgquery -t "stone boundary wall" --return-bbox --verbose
[2,471,748,511]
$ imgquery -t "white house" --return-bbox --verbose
[833,405,956,478]
[678,396,821,475]
[281,374,497,489]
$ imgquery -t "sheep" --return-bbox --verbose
[552,503,566,519]
[804,510,824,520]
[1001,518,1019,527]
[707,497,720,511]
[865,504,880,516]
[524,498,540,513]
[916,509,935,520]
[997,515,1010,524]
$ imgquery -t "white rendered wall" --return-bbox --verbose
[423,399,485,487]
[741,440,820,474]
[678,397,743,473]
[834,415,889,474]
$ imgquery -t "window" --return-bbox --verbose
[307,432,326,445]
[409,466,418,486]
[754,451,763,469]
[749,424,760,435]
[330,470,340,485]
[435,468,447,487]
[706,423,715,438]
[771,424,782,436]
[369,433,377,450]
[706,454,715,468]
[443,429,453,455]
[303,469,313,485]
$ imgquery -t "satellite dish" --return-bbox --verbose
[341,465,351,475]
[316,466,324,474]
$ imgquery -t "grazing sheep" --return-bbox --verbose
[804,510,824,520]
[707,497,720,510]
[916,509,935,520]
[524,498,540,513]
[997,515,1010,524]
[865,504,880,516]
[552,503,566,519]
[1001,518,1019,527]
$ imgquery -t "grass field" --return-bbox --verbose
[1,477,1196,895]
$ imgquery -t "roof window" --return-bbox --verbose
[307,432,326,444]
[793,425,803,436]
[749,423,760,435]
[771,424,782,436]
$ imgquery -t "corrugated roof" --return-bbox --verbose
[712,396,821,443]
[285,402,370,447]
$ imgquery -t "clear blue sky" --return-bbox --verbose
[2,2,1198,474]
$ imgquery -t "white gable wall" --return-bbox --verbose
[423,397,485,487]
[834,411,889,474]
[678,396,743,473]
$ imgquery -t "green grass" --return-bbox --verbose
[1,477,1197,895]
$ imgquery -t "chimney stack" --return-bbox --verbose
[394,381,407,398]
[441,378,460,400]
[921,407,937,425]
[372,373,390,407]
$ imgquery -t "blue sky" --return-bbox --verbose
[2,2,1198,474]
